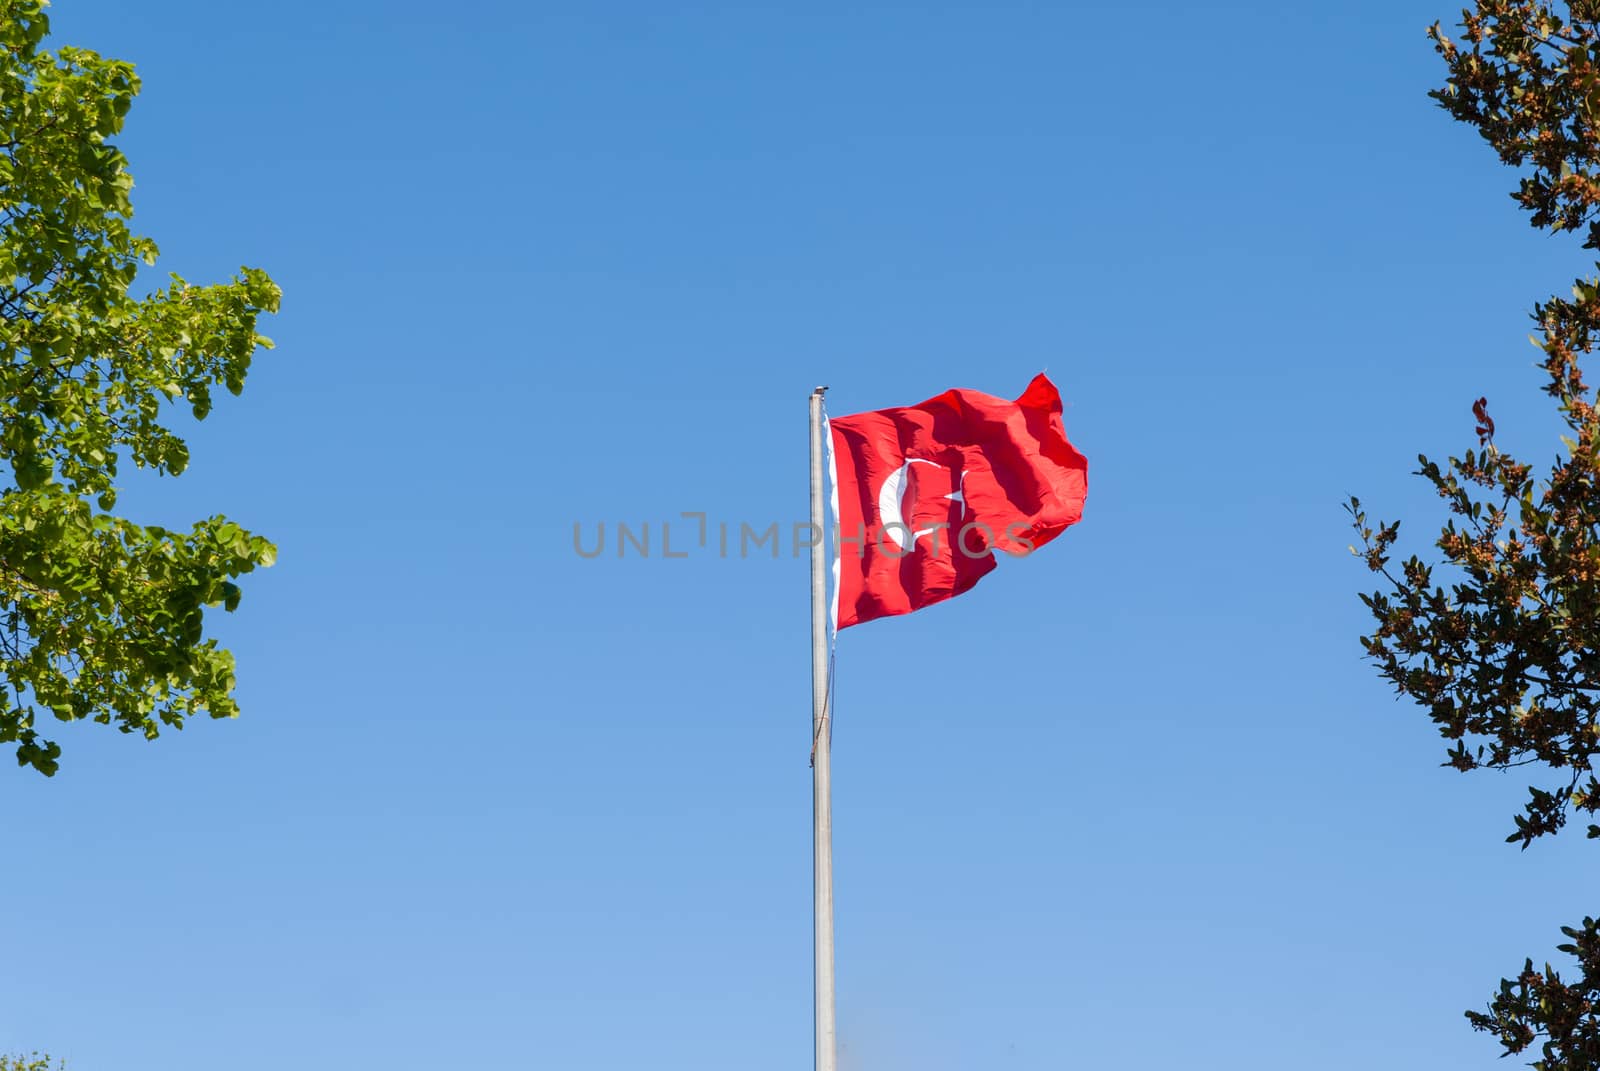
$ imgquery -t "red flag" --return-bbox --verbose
[829,374,1088,629]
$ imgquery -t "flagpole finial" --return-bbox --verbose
[813,385,829,397]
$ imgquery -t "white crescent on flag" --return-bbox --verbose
[875,458,966,552]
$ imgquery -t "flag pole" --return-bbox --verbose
[808,385,837,1071]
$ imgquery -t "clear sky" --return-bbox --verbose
[1,1,1593,1069]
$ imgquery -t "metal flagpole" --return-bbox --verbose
[808,386,837,1071]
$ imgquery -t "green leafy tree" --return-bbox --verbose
[0,1056,64,1071]
[0,0,278,776]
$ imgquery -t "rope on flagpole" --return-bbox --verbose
[811,647,835,769]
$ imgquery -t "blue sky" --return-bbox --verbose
[1,1,1594,1068]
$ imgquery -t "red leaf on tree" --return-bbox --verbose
[1473,396,1495,446]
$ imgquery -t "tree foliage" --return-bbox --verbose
[1356,2,1600,1065]
[0,1056,63,1071]
[0,0,278,776]
[1466,917,1600,1066]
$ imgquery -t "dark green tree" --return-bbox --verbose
[0,0,278,776]
[1356,1,1600,1064]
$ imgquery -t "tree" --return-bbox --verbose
[0,0,278,776]
[0,1056,64,1071]
[1355,1,1600,1065]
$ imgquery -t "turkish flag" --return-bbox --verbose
[829,374,1087,628]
